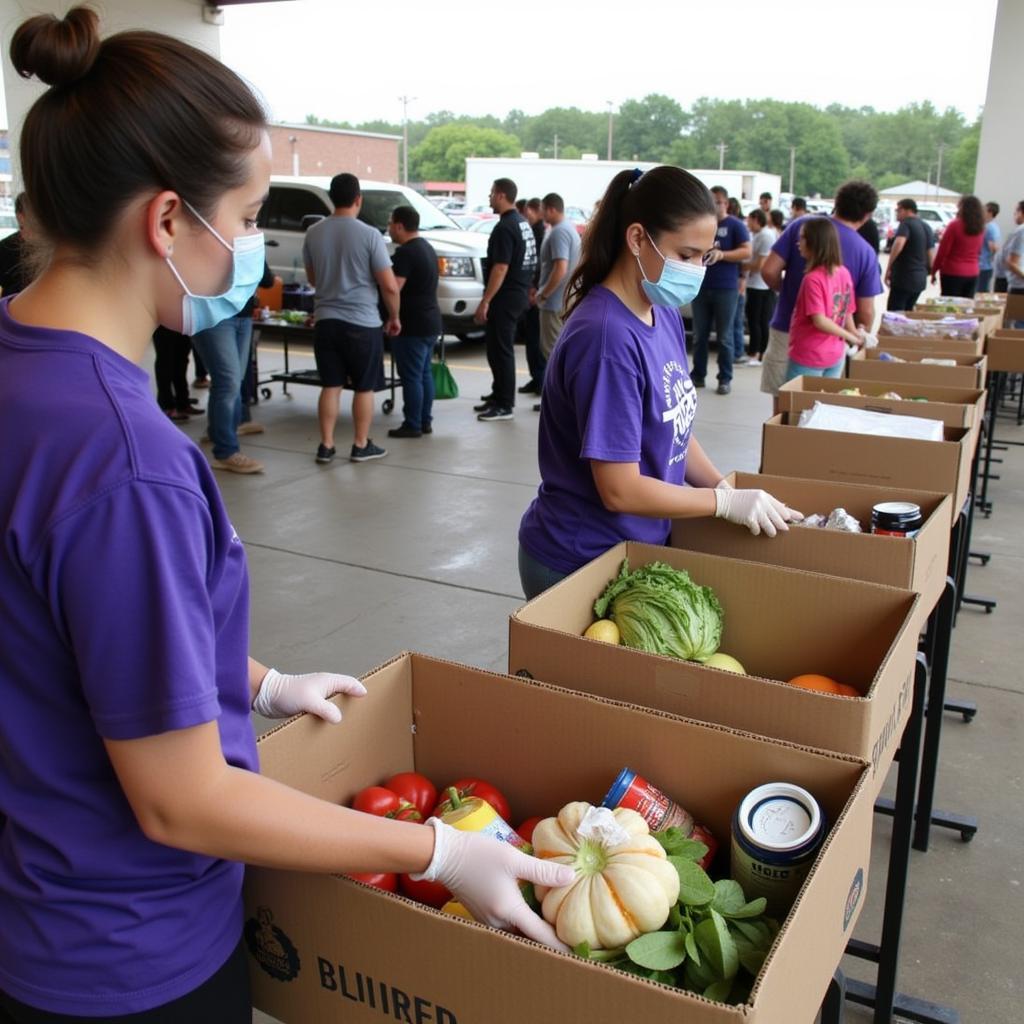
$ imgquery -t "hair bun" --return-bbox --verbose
[10,6,100,88]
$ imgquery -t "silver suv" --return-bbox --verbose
[258,176,488,340]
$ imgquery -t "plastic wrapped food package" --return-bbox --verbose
[797,401,944,441]
[793,507,864,533]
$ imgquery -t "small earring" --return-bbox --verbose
[166,247,173,257]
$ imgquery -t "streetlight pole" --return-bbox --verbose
[936,142,946,192]
[399,94,415,186]
[789,146,796,194]
[606,101,614,161]
[717,141,727,171]
[553,132,559,159]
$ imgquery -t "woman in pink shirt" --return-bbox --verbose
[932,195,985,298]
[785,217,863,381]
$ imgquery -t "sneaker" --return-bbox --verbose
[238,421,265,436]
[212,452,264,474]
[692,378,706,389]
[193,378,210,389]
[421,424,433,435]
[473,399,496,412]
[533,403,542,412]
[747,357,762,366]
[479,392,495,402]
[733,354,749,365]
[477,406,514,422]
[518,379,541,395]
[716,382,732,396]
[388,425,422,438]
[351,440,387,462]
[166,408,190,421]
[315,444,336,464]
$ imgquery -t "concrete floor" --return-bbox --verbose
[208,333,1024,1024]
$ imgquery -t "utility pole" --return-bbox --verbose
[788,146,796,194]
[936,142,947,191]
[606,101,614,160]
[716,141,727,171]
[553,132,559,159]
[399,94,415,186]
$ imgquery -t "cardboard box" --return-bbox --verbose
[1003,292,1024,324]
[848,348,987,389]
[876,325,984,356]
[246,652,874,1024]
[986,328,1024,373]
[508,542,918,793]
[778,375,985,430]
[760,412,973,523]
[671,472,951,624]
[901,309,1001,338]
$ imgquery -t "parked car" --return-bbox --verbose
[564,205,590,237]
[915,203,953,244]
[257,177,488,340]
[0,212,18,242]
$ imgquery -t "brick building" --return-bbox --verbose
[267,124,401,183]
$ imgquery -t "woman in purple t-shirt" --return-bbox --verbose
[517,167,802,599]
[0,10,571,1022]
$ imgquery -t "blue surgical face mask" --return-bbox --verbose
[637,231,706,308]
[165,200,265,335]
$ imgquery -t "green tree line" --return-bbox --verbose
[307,95,981,198]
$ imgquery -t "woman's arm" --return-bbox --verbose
[591,461,717,518]
[684,435,727,489]
[105,721,436,874]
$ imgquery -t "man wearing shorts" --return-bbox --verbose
[759,180,882,404]
[303,172,401,464]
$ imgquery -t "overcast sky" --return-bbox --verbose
[220,0,998,127]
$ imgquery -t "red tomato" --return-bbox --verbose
[346,872,398,892]
[433,778,511,822]
[385,772,438,820]
[351,786,420,821]
[398,873,451,908]
[515,816,544,845]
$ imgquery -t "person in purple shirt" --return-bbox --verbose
[518,166,801,599]
[689,185,752,395]
[759,180,883,403]
[0,10,571,1023]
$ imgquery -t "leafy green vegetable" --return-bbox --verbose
[572,831,782,1006]
[593,560,723,662]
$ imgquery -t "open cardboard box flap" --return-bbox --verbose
[848,348,987,389]
[249,652,872,1024]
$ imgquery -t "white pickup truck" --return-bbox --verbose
[258,176,488,340]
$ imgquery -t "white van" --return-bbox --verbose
[258,176,489,340]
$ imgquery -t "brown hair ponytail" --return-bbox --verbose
[10,5,266,252]
[563,165,714,318]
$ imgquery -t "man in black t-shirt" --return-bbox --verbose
[885,199,935,311]
[387,205,443,438]
[472,177,537,421]
[0,194,33,298]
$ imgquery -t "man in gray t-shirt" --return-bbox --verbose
[534,193,582,367]
[302,173,400,465]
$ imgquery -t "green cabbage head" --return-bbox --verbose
[593,559,723,661]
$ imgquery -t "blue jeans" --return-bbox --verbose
[518,544,569,600]
[391,334,436,430]
[190,314,253,460]
[784,355,846,382]
[977,268,993,293]
[690,288,738,383]
[731,290,747,358]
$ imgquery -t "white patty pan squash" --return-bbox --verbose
[532,801,681,950]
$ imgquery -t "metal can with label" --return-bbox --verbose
[602,767,717,869]
[730,782,825,918]
[871,501,923,537]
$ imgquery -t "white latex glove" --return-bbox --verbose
[412,818,576,951]
[859,329,879,349]
[714,487,802,537]
[252,668,366,722]
[715,477,734,491]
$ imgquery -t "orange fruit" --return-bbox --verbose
[832,682,861,698]
[787,673,842,694]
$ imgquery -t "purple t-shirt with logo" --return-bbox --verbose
[0,299,257,1015]
[770,215,882,331]
[519,286,696,574]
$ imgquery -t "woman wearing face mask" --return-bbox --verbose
[517,167,801,600]
[0,10,573,1023]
